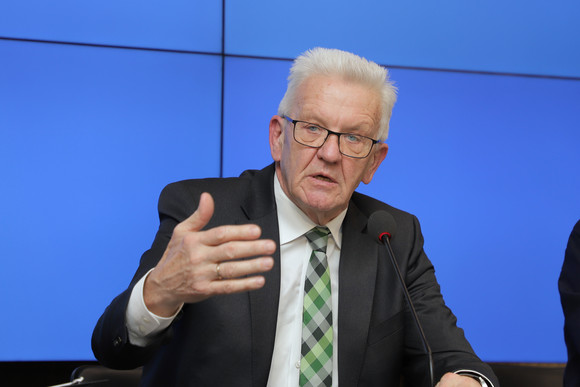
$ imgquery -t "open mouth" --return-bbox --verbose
[314,175,334,183]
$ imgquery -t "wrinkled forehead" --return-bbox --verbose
[291,75,382,134]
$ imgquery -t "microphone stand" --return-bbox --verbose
[380,234,434,387]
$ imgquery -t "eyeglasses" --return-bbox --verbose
[282,116,379,159]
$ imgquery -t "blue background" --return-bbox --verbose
[1,0,579,362]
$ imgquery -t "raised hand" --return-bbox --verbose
[143,192,276,317]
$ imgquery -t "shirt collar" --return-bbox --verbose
[274,172,346,248]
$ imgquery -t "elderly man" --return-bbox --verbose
[92,48,498,386]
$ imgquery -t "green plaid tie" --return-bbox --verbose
[300,226,333,387]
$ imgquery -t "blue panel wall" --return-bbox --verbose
[223,57,290,175]
[0,1,222,52]
[0,39,221,359]
[226,0,580,78]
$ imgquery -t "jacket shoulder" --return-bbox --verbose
[351,191,417,223]
[160,166,270,202]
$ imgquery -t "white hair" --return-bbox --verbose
[278,47,397,141]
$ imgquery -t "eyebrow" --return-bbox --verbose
[309,120,374,137]
[299,115,370,134]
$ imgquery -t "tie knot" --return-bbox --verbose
[305,226,330,253]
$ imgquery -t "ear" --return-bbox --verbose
[269,115,285,162]
[362,143,388,184]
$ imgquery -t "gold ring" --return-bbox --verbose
[216,263,223,280]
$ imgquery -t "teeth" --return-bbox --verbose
[316,175,332,182]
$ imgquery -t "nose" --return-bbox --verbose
[317,132,342,161]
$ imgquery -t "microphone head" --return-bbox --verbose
[368,210,397,242]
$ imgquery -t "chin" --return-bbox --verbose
[304,200,344,218]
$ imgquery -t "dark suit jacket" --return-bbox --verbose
[560,219,580,387]
[92,164,498,386]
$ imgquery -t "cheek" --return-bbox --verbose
[342,161,368,188]
[283,142,315,172]
[279,145,302,184]
[279,143,294,172]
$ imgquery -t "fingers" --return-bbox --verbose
[176,192,215,233]
[169,256,273,306]
[198,235,276,263]
[214,257,274,281]
[210,275,268,295]
[436,373,481,387]
[207,257,274,295]
[178,192,269,252]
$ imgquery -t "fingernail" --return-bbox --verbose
[250,225,261,236]
[263,258,274,269]
[265,240,276,251]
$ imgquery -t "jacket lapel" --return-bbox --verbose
[240,164,281,387]
[338,201,379,385]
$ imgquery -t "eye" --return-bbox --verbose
[344,134,363,144]
[305,124,322,133]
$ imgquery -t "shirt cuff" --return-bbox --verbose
[126,269,182,347]
[454,369,494,387]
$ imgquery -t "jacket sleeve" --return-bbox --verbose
[397,214,499,386]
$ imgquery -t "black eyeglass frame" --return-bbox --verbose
[282,115,379,159]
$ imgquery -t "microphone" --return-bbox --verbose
[368,211,434,387]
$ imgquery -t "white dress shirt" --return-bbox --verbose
[266,175,345,387]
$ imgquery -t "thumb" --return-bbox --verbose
[180,192,215,232]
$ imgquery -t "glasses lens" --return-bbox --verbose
[341,134,372,158]
[294,122,326,146]
[293,121,373,158]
